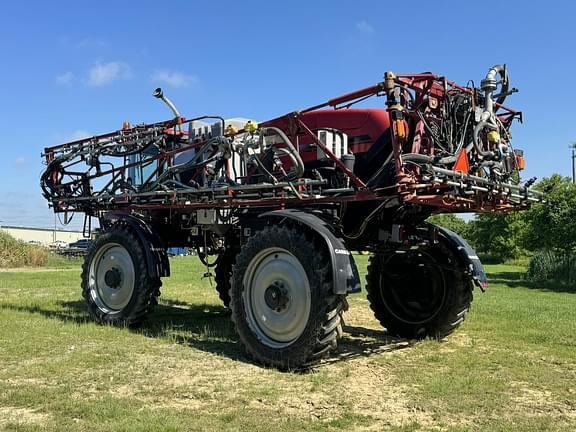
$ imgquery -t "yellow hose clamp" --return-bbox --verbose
[487,130,500,143]
[225,124,239,136]
[244,120,258,133]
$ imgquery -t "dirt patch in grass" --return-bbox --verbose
[103,352,264,411]
[3,377,53,388]
[510,381,576,421]
[98,344,433,427]
[448,331,474,348]
[0,267,78,273]
[344,301,378,327]
[337,358,436,428]
[0,406,50,427]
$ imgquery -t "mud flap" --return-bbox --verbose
[432,225,488,291]
[101,213,170,279]
[259,209,361,295]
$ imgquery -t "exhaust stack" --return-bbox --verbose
[153,87,181,119]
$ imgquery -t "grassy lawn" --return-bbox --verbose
[0,256,575,431]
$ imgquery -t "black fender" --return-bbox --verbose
[259,209,361,295]
[431,224,488,291]
[100,213,170,279]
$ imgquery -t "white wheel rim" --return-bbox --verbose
[243,247,311,348]
[89,242,135,313]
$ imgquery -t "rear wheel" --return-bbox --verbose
[366,243,473,339]
[81,224,160,325]
[230,225,345,369]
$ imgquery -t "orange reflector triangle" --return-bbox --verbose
[454,149,469,174]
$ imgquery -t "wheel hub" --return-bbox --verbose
[104,267,122,289]
[264,282,289,312]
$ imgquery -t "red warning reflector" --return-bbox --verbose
[454,149,469,174]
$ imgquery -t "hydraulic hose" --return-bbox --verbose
[261,127,305,179]
[401,153,457,165]
[473,121,497,158]
[402,154,433,164]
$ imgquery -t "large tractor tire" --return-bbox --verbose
[230,225,345,369]
[366,242,473,339]
[81,224,161,325]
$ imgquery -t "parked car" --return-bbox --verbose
[49,240,68,249]
[68,239,93,250]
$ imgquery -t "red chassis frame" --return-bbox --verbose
[41,71,541,219]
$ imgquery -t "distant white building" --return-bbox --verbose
[0,225,85,246]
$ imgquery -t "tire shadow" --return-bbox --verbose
[313,325,413,369]
[0,299,414,369]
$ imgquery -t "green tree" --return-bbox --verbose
[522,174,576,253]
[466,212,528,261]
[427,214,469,239]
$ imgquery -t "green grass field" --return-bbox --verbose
[0,256,575,431]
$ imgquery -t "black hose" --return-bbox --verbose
[263,127,305,178]
[473,121,497,158]
[402,153,457,165]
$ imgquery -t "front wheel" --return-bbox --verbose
[81,224,160,325]
[366,244,473,339]
[230,225,345,369]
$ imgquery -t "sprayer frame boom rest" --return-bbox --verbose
[45,73,541,223]
[41,71,543,220]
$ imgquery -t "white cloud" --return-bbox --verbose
[356,20,375,34]
[87,61,131,87]
[14,157,25,166]
[56,71,75,85]
[151,70,198,88]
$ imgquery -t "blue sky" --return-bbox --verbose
[0,0,574,229]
